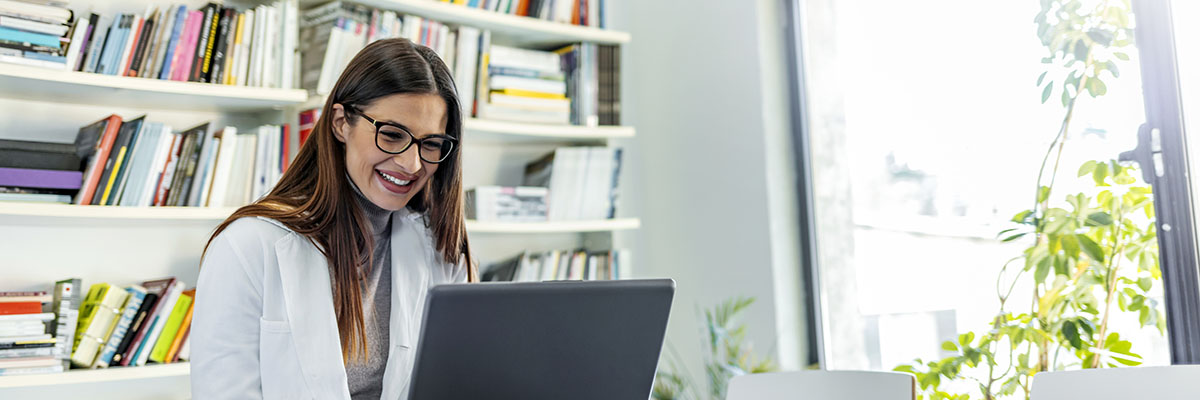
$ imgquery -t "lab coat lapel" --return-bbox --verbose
[275,234,352,400]
[381,210,427,400]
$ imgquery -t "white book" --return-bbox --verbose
[316,18,344,95]
[144,5,175,79]
[195,137,221,207]
[248,5,265,87]
[252,126,269,200]
[0,313,53,322]
[229,133,258,206]
[207,127,239,207]
[478,103,570,125]
[81,15,111,73]
[0,54,64,69]
[453,27,480,117]
[116,122,164,206]
[437,24,450,59]
[134,281,183,366]
[153,132,185,206]
[263,4,278,88]
[404,15,422,43]
[177,335,191,361]
[62,16,90,72]
[281,0,299,89]
[489,93,570,112]
[588,0,599,27]
[236,8,255,87]
[0,15,69,35]
[556,0,574,24]
[0,364,64,376]
[70,286,129,368]
[489,45,561,74]
[138,126,175,207]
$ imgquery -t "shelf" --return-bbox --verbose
[0,203,236,224]
[467,218,640,233]
[0,203,639,233]
[0,363,190,400]
[310,0,630,46]
[0,63,309,112]
[465,118,634,143]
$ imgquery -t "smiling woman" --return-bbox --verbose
[190,38,474,400]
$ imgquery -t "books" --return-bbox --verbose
[482,249,628,282]
[465,186,549,222]
[49,278,80,366]
[94,285,146,368]
[523,147,623,220]
[148,291,191,363]
[70,283,129,367]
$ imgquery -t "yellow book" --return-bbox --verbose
[71,284,129,367]
[149,293,192,363]
[491,88,568,100]
[225,13,244,85]
[99,147,128,206]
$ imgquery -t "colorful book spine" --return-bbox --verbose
[149,292,191,363]
[94,285,146,368]
[165,289,194,362]
[70,283,129,367]
[158,5,188,80]
[0,167,83,190]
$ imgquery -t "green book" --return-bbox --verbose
[148,293,192,363]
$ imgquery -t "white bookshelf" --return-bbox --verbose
[0,63,308,112]
[0,202,639,233]
[303,0,631,46]
[0,363,190,400]
[0,0,634,397]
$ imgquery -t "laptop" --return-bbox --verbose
[407,279,676,400]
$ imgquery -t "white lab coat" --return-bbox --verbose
[191,209,468,400]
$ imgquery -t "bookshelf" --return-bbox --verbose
[0,63,308,112]
[0,0,634,397]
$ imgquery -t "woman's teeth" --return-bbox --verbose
[378,170,411,186]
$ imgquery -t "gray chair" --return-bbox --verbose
[725,370,916,400]
[1030,366,1200,400]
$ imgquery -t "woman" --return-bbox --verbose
[191,38,474,400]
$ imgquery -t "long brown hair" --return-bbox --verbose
[204,38,475,362]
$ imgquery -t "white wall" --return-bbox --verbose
[610,0,810,383]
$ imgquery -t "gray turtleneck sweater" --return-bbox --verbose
[346,187,393,400]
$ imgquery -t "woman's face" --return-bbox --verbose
[332,93,447,211]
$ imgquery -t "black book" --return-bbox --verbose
[91,115,145,206]
[0,340,57,350]
[0,38,58,54]
[109,292,158,366]
[208,7,235,84]
[164,129,197,206]
[190,3,218,82]
[0,139,79,171]
[127,10,156,77]
[482,253,524,282]
[168,123,209,206]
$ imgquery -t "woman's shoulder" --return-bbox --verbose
[209,216,299,256]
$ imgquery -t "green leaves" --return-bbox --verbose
[1077,234,1106,262]
[1042,82,1054,104]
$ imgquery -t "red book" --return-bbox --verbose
[75,115,124,205]
[152,134,184,206]
[298,109,318,146]
[281,124,291,172]
[0,302,42,315]
[516,0,530,16]
[572,0,581,25]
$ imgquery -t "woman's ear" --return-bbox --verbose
[331,104,349,143]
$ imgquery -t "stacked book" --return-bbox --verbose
[0,290,59,376]
[0,0,72,69]
[465,186,549,222]
[0,277,195,376]
[63,1,299,88]
[444,0,606,28]
[482,249,629,282]
[297,3,620,126]
[0,138,84,203]
[523,147,623,221]
[477,44,570,125]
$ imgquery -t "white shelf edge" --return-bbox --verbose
[0,203,237,221]
[466,218,640,233]
[0,63,308,109]
[0,363,190,388]
[0,203,639,233]
[465,118,634,140]
[335,0,630,44]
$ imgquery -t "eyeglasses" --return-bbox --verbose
[346,105,458,164]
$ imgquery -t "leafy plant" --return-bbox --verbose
[893,2,1164,399]
[653,297,779,400]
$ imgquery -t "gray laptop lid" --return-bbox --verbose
[407,279,675,400]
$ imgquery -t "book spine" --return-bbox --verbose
[111,292,156,366]
[191,4,216,82]
[209,8,233,85]
[0,347,53,359]
[50,278,81,368]
[94,286,145,368]
[158,6,186,80]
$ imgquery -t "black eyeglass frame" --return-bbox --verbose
[345,104,459,164]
